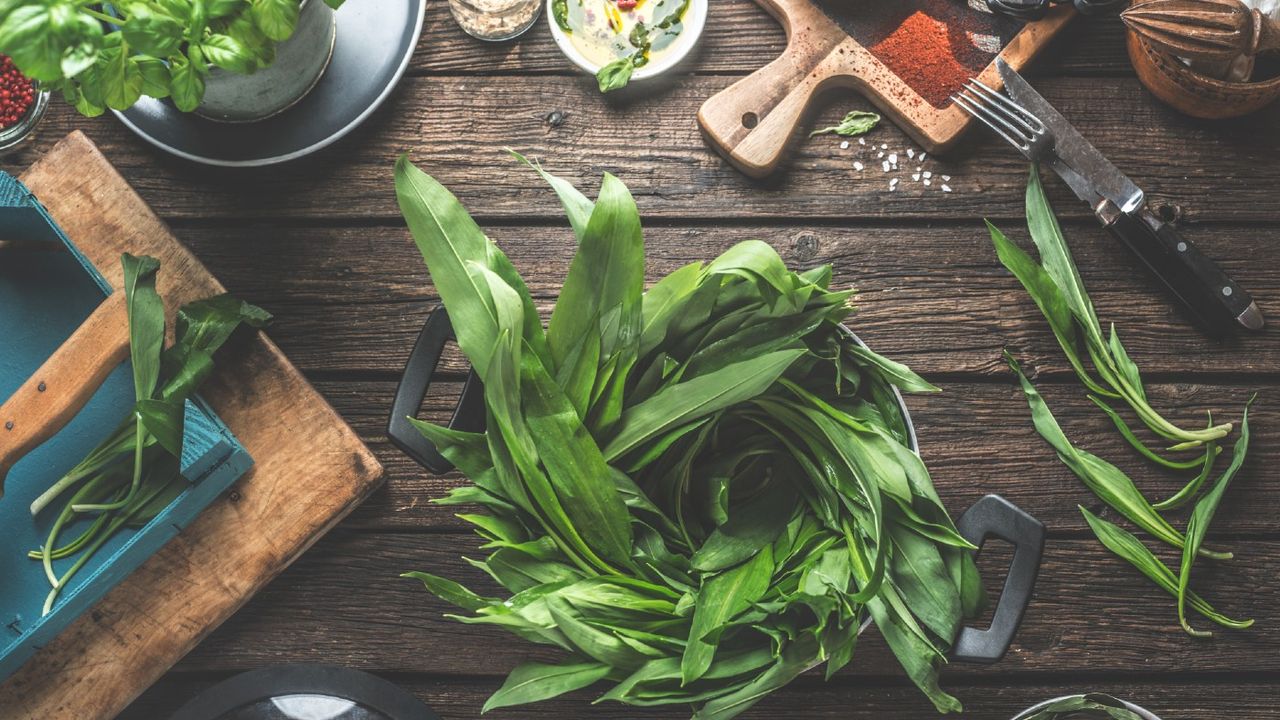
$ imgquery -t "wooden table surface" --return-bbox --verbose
[5,3,1279,718]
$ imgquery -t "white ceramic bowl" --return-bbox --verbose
[1012,696,1162,720]
[546,0,707,83]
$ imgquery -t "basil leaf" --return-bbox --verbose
[168,53,204,112]
[122,4,185,57]
[596,56,634,93]
[809,110,880,138]
[200,33,256,73]
[250,0,299,41]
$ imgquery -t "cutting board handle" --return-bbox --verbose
[698,0,849,179]
[0,291,131,495]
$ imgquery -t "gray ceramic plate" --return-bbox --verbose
[113,0,425,167]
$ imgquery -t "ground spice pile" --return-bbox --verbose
[869,9,998,109]
[0,55,35,129]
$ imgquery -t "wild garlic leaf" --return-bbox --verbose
[602,349,803,461]
[483,660,612,712]
[682,545,775,684]
[122,253,165,403]
[1081,507,1252,631]
[1177,397,1254,636]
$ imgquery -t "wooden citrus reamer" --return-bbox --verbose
[1122,0,1280,63]
[697,0,1075,178]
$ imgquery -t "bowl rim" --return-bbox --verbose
[1133,32,1280,92]
[1011,694,1162,720]
[546,0,708,82]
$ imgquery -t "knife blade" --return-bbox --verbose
[995,59,1264,334]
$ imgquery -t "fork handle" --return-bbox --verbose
[1099,202,1263,336]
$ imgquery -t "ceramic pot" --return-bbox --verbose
[196,0,337,123]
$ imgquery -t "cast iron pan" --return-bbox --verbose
[114,0,425,167]
[168,665,440,720]
[387,308,1046,665]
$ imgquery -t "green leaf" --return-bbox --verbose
[98,43,145,110]
[122,3,185,57]
[690,479,795,572]
[121,254,165,403]
[136,55,171,98]
[846,344,939,394]
[0,5,63,81]
[602,349,803,461]
[135,398,184,457]
[200,33,256,73]
[511,150,595,241]
[1025,165,1102,339]
[682,545,774,684]
[1081,507,1252,632]
[520,350,635,570]
[596,56,634,93]
[809,110,880,138]
[169,54,205,111]
[1177,397,1254,637]
[485,661,612,712]
[250,0,299,41]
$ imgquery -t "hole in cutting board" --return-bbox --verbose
[742,112,759,129]
[813,0,1022,108]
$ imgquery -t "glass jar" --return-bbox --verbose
[448,0,542,42]
[0,86,49,156]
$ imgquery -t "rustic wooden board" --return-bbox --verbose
[171,222,1280,378]
[0,132,384,720]
[152,532,1276,675]
[305,378,1279,534]
[123,676,1280,720]
[5,77,1279,224]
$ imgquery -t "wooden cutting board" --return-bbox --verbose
[0,131,384,719]
[698,0,1076,177]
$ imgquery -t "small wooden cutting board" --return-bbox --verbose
[698,0,1075,177]
[0,132,384,719]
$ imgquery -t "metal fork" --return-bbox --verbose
[952,79,1053,161]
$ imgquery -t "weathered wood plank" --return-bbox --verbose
[407,1,1131,77]
[164,531,1277,675]
[174,222,1280,377]
[315,378,1276,533]
[123,674,1280,720]
[3,77,1276,222]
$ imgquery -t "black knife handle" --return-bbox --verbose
[1099,203,1262,336]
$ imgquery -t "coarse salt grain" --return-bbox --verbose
[889,178,899,190]
[941,184,953,193]
[923,171,932,179]
[924,179,932,186]
[840,141,850,149]
[888,153,897,165]
[942,175,951,181]
[919,153,927,161]
[854,161,864,171]
[877,151,885,159]
[912,173,921,181]
[907,149,915,159]
[880,143,887,149]
[858,138,866,145]
[882,160,891,172]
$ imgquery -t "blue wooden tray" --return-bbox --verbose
[0,173,253,681]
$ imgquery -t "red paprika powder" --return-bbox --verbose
[868,6,1003,109]
[0,55,36,130]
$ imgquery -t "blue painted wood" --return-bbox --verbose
[0,172,253,681]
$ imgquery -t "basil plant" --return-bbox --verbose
[0,0,345,116]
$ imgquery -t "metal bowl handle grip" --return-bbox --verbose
[952,494,1045,664]
[387,308,485,474]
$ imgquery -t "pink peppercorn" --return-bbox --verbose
[0,55,36,129]
[617,0,637,9]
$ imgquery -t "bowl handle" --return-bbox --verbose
[387,308,485,474]
[952,494,1045,664]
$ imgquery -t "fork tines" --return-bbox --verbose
[952,78,1048,157]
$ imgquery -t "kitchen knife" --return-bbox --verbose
[0,240,131,500]
[997,58,1264,335]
